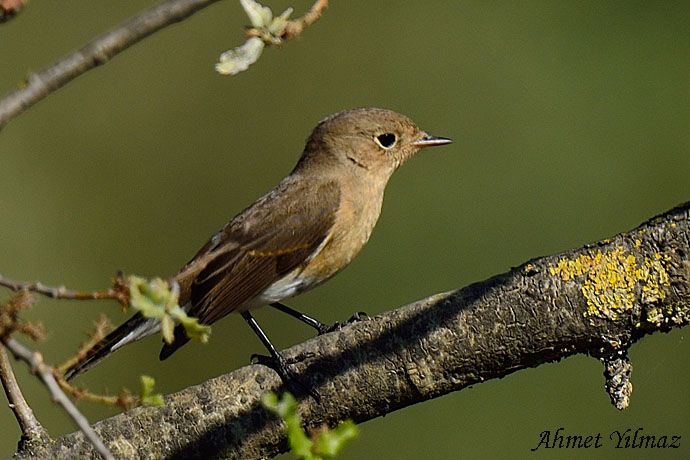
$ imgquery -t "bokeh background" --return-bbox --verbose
[1,1,688,458]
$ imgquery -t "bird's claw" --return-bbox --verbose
[348,311,370,323]
[250,353,319,400]
[320,311,371,334]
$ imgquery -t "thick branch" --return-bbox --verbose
[14,202,690,459]
[0,0,223,130]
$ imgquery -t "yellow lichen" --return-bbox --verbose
[646,303,689,327]
[549,246,671,321]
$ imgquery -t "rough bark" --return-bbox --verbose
[14,202,690,459]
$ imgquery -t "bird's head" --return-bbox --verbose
[298,108,452,179]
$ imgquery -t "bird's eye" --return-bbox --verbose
[374,133,397,149]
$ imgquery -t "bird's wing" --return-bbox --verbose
[187,179,340,325]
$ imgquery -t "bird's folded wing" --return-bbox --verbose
[188,180,340,325]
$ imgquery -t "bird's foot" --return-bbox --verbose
[320,311,371,334]
[251,353,319,400]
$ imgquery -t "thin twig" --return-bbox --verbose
[57,314,113,374]
[55,375,138,410]
[54,316,138,408]
[0,0,329,130]
[0,346,49,447]
[0,0,224,130]
[0,290,44,340]
[0,273,127,303]
[282,0,328,39]
[2,337,115,460]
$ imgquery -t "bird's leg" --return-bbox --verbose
[241,311,316,399]
[270,302,370,335]
[270,302,331,334]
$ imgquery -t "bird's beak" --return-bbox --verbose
[412,134,453,148]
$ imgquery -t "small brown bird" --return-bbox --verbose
[64,108,451,383]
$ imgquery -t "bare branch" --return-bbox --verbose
[55,375,137,410]
[0,274,128,304]
[3,338,114,460]
[219,0,328,75]
[54,316,138,410]
[57,315,113,374]
[14,202,690,459]
[0,0,223,130]
[0,290,43,341]
[0,0,330,130]
[282,0,328,39]
[0,346,49,450]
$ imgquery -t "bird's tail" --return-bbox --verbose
[158,324,191,361]
[63,313,160,381]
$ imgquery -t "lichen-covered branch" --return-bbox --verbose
[13,202,690,459]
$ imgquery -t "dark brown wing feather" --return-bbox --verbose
[160,179,340,359]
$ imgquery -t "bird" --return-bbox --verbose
[64,108,452,386]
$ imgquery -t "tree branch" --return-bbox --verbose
[0,0,329,131]
[0,274,127,303]
[12,202,690,459]
[0,0,223,131]
[0,346,49,451]
[282,0,328,39]
[3,339,114,460]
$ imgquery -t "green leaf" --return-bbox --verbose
[161,315,175,345]
[313,421,359,458]
[262,392,313,458]
[139,375,165,406]
[262,392,360,458]
[127,276,175,320]
[286,414,313,458]
[261,392,280,411]
[126,275,211,344]
[170,305,212,344]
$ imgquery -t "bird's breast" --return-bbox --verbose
[299,182,385,283]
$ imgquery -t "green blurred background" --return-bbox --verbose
[1,1,688,458]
